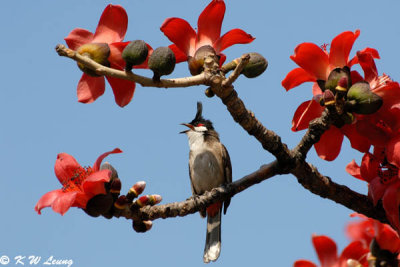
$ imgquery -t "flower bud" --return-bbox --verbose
[84,193,113,217]
[325,67,351,92]
[114,195,129,209]
[109,178,122,194]
[132,220,153,233]
[148,46,176,81]
[122,40,149,70]
[134,194,162,207]
[205,87,215,98]
[323,89,335,106]
[346,82,382,114]
[76,43,110,76]
[241,52,268,78]
[188,45,218,75]
[126,181,146,201]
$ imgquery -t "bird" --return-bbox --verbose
[180,102,232,263]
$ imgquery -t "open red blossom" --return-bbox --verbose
[283,30,380,161]
[35,148,122,215]
[346,148,400,232]
[346,213,400,254]
[294,235,369,267]
[282,30,379,91]
[160,0,255,65]
[65,5,148,107]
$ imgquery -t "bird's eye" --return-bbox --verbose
[197,123,204,127]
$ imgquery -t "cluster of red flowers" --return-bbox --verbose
[36,0,254,215]
[294,214,400,267]
[282,31,400,235]
[64,1,254,107]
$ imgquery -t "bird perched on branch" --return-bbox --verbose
[181,102,232,263]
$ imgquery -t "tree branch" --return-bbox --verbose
[56,42,390,226]
[55,44,207,88]
[114,161,279,221]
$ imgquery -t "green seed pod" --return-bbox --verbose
[122,40,148,70]
[76,43,110,77]
[188,45,218,75]
[241,52,268,78]
[325,67,351,92]
[346,82,383,114]
[148,46,176,81]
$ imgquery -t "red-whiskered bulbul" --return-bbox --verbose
[181,102,232,263]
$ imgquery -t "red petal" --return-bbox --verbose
[290,42,329,80]
[345,160,363,180]
[314,126,344,161]
[219,53,227,66]
[376,222,400,253]
[108,42,129,69]
[51,191,78,215]
[105,75,135,107]
[312,235,338,267]
[360,152,381,183]
[54,153,82,185]
[373,79,400,112]
[214,29,255,54]
[382,182,400,232]
[369,177,388,206]
[312,82,323,96]
[196,0,225,49]
[350,70,364,84]
[348,47,380,67]
[292,100,324,131]
[169,44,188,63]
[83,169,111,196]
[293,260,317,267]
[160,18,196,56]
[339,241,368,266]
[77,74,106,104]
[386,135,400,167]
[341,124,371,153]
[92,148,123,171]
[355,118,391,148]
[282,68,315,91]
[35,189,64,214]
[329,30,360,68]
[64,28,94,50]
[356,50,378,83]
[93,5,128,43]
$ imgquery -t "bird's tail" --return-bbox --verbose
[203,203,222,263]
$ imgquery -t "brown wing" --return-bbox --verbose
[222,144,232,214]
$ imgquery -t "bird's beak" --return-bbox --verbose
[180,123,193,134]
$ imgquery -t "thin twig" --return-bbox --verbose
[222,54,250,87]
[55,44,207,88]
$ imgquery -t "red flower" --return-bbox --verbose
[160,0,255,65]
[35,148,122,215]
[65,5,142,107]
[346,213,400,254]
[283,31,386,161]
[294,235,369,267]
[346,148,400,232]
[282,30,379,91]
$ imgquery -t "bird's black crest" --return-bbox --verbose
[190,102,214,130]
[194,102,204,122]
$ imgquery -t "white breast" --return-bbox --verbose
[187,131,224,194]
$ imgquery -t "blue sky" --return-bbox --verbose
[1,1,400,266]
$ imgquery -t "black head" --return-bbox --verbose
[180,102,214,133]
[189,102,214,130]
